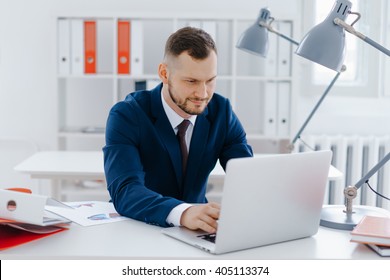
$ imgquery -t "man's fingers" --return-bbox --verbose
[180,203,221,233]
[199,213,218,232]
[205,204,220,219]
[196,219,216,233]
[209,201,221,209]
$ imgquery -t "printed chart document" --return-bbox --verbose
[46,201,130,226]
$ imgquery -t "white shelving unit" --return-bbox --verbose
[55,13,298,200]
[56,14,297,152]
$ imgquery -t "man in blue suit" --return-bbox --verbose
[103,27,253,234]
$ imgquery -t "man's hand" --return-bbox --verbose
[180,202,221,233]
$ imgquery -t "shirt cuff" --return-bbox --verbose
[166,203,193,226]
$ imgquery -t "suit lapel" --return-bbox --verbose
[150,87,183,187]
[184,109,210,188]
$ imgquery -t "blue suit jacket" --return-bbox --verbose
[103,84,253,227]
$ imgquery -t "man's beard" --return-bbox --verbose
[167,82,209,115]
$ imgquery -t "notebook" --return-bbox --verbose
[162,150,332,254]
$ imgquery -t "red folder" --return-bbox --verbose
[118,20,130,74]
[0,223,67,251]
[0,188,67,251]
[84,20,96,74]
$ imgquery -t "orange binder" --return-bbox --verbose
[84,20,96,74]
[118,20,130,74]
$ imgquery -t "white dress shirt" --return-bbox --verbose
[161,92,197,226]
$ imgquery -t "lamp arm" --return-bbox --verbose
[334,18,390,56]
[363,37,390,56]
[343,152,390,214]
[354,152,390,189]
[259,22,300,46]
[288,69,343,151]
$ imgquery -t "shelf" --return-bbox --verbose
[234,76,293,81]
[53,12,298,202]
[56,15,296,151]
[58,74,114,79]
[116,74,160,80]
[59,126,105,138]
[58,132,105,138]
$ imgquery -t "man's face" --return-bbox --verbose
[161,51,217,117]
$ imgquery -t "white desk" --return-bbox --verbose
[9,152,381,259]
[0,218,382,259]
[14,151,226,200]
[14,151,105,200]
[14,151,105,180]
[14,151,341,201]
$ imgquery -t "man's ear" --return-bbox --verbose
[158,63,169,84]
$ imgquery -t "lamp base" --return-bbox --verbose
[320,205,390,230]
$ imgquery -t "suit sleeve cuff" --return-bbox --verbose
[166,203,193,226]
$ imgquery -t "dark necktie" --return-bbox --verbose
[177,119,191,175]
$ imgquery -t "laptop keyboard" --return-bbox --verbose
[197,233,216,243]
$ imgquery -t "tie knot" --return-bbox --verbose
[177,119,190,136]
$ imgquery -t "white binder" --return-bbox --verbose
[70,18,84,75]
[277,21,292,77]
[264,21,277,77]
[277,82,291,137]
[58,18,70,75]
[130,20,144,75]
[263,82,278,136]
[0,189,71,226]
[97,19,114,74]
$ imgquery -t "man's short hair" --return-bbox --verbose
[164,26,217,60]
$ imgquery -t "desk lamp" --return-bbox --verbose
[296,0,390,229]
[236,7,344,159]
[296,0,390,72]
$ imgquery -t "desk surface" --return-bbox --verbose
[9,152,378,259]
[14,151,106,180]
[14,151,226,180]
[0,219,381,260]
[14,151,340,180]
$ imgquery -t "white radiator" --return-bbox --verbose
[296,135,390,211]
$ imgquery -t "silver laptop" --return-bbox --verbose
[162,150,332,254]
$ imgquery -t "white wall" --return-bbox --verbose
[0,0,388,153]
[297,94,390,136]
[296,0,390,137]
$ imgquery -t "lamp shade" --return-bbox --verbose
[296,0,352,72]
[236,8,271,57]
